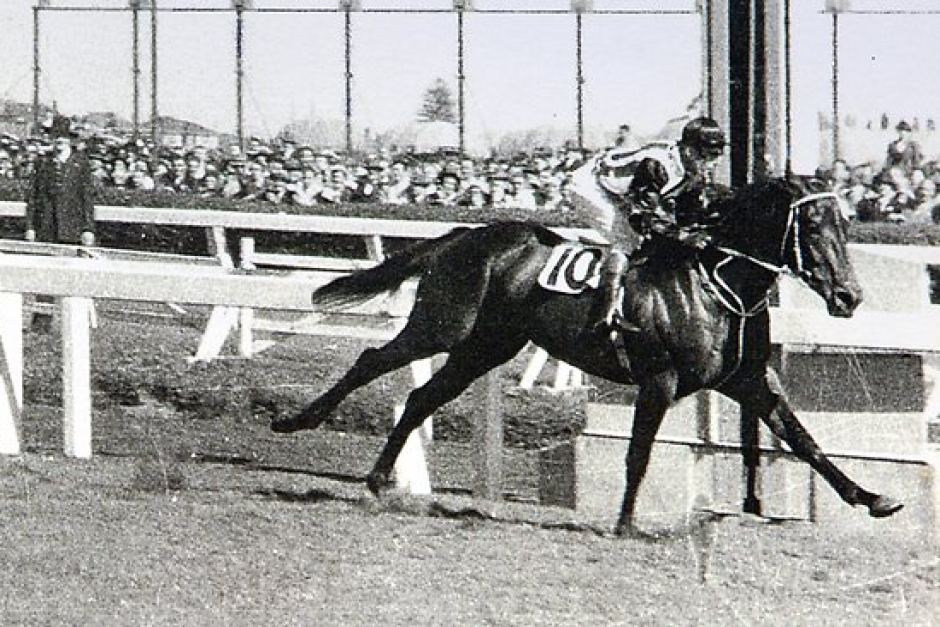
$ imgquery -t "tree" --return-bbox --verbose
[417,78,456,124]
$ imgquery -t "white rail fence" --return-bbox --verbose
[0,203,598,494]
[1,201,937,509]
[0,200,597,379]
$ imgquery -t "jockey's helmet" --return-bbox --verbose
[680,117,726,159]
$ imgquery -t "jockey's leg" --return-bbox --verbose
[596,249,640,334]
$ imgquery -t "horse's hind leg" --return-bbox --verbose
[271,329,441,433]
[274,255,492,434]
[726,367,903,519]
[615,371,677,536]
[366,334,528,495]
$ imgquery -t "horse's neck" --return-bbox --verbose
[700,248,778,312]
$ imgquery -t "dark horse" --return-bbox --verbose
[272,176,903,534]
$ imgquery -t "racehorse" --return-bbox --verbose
[271,175,904,534]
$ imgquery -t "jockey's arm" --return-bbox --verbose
[625,158,676,236]
[626,158,710,248]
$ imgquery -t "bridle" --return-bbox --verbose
[704,189,840,318]
[701,189,840,389]
[715,190,840,282]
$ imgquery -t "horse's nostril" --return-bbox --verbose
[833,287,860,312]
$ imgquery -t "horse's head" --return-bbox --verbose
[716,176,862,317]
[781,177,862,317]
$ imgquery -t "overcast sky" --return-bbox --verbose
[1,0,939,167]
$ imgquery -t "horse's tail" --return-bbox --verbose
[310,227,472,309]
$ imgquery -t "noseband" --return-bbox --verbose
[779,191,840,280]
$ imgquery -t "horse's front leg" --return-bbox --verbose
[615,371,677,536]
[725,367,903,518]
[740,406,762,516]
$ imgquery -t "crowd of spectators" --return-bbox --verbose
[820,120,940,224]
[5,116,940,225]
[0,123,590,214]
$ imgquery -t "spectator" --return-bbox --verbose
[264,175,289,204]
[614,123,640,151]
[458,181,488,209]
[198,173,219,198]
[320,166,352,203]
[186,156,206,190]
[910,179,940,224]
[220,160,244,198]
[384,162,412,205]
[0,150,14,179]
[506,172,538,210]
[885,120,923,176]
[24,115,97,331]
[536,174,567,211]
[110,158,131,188]
[427,172,460,206]
[161,156,190,192]
[238,160,267,201]
[409,174,437,204]
[348,166,380,203]
[488,174,511,209]
[130,162,155,191]
[856,176,906,222]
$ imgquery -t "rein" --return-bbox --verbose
[713,190,839,290]
[698,189,838,390]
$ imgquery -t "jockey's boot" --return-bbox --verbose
[595,250,641,337]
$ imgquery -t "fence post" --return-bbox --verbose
[473,369,503,500]
[0,291,23,456]
[364,234,385,262]
[519,346,549,390]
[238,237,256,358]
[391,358,435,494]
[62,296,92,459]
[191,227,238,362]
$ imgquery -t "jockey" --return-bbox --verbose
[572,116,727,334]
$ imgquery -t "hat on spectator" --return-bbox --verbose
[896,120,912,132]
[873,172,895,188]
[48,114,77,139]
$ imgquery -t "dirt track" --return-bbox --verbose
[1,312,937,624]
[0,450,937,626]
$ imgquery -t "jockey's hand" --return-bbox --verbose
[677,229,711,250]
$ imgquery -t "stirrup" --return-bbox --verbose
[610,312,641,334]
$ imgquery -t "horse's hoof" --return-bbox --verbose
[366,471,390,497]
[613,521,640,538]
[869,495,904,518]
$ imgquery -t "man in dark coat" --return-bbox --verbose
[25,115,96,246]
[24,115,96,332]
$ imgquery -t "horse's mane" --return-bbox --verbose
[710,174,826,245]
